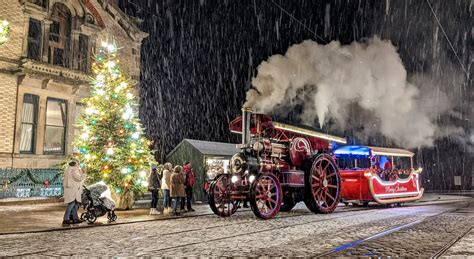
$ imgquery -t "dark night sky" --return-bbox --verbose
[118,0,472,190]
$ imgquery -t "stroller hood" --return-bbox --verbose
[83,181,116,210]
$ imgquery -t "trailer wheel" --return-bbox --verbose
[250,173,282,219]
[208,174,239,217]
[304,154,341,214]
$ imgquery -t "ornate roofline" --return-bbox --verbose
[96,0,148,42]
[83,0,106,28]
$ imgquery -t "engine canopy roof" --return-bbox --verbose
[229,114,346,144]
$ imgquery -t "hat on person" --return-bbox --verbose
[69,158,80,166]
[72,158,80,163]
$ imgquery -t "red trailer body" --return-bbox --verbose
[335,145,424,206]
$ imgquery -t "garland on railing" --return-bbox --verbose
[3,169,62,186]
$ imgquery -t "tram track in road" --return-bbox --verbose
[315,201,472,257]
[145,205,431,253]
[430,226,473,258]
[156,206,380,238]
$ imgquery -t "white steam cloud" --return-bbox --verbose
[245,37,449,148]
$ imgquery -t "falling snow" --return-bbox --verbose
[117,0,472,191]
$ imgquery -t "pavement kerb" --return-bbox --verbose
[0,197,64,206]
[0,207,234,236]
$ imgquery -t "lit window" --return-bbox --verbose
[19,94,39,153]
[44,98,68,154]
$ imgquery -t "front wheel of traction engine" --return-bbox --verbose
[208,174,239,217]
[250,173,282,219]
[303,154,341,214]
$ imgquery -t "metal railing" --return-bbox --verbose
[0,168,63,199]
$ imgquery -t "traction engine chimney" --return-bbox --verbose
[241,107,252,146]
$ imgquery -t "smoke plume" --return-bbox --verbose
[245,37,456,148]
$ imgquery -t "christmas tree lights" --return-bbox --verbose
[74,41,154,198]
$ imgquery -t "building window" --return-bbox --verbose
[132,48,140,66]
[78,34,89,72]
[27,19,42,61]
[48,3,72,68]
[44,98,67,154]
[28,0,48,8]
[19,94,39,153]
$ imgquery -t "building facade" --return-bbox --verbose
[0,0,147,170]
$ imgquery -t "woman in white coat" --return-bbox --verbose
[63,158,86,226]
[161,163,173,214]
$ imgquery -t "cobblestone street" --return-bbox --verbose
[0,196,473,257]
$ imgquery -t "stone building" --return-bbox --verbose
[0,0,147,197]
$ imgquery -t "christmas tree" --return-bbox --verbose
[74,41,154,203]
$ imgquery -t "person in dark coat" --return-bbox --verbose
[182,161,196,212]
[170,165,185,216]
[148,165,161,215]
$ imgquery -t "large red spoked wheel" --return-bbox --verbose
[249,173,282,219]
[304,154,341,213]
[208,174,239,217]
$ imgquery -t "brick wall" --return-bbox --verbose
[0,75,18,154]
[0,0,24,155]
[0,0,25,60]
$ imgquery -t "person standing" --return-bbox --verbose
[170,165,185,216]
[62,158,86,226]
[161,163,173,214]
[148,165,161,215]
[183,161,196,212]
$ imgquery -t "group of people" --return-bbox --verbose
[148,161,196,216]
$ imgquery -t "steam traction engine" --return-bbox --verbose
[208,108,347,219]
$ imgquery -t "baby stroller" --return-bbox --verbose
[80,181,117,223]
